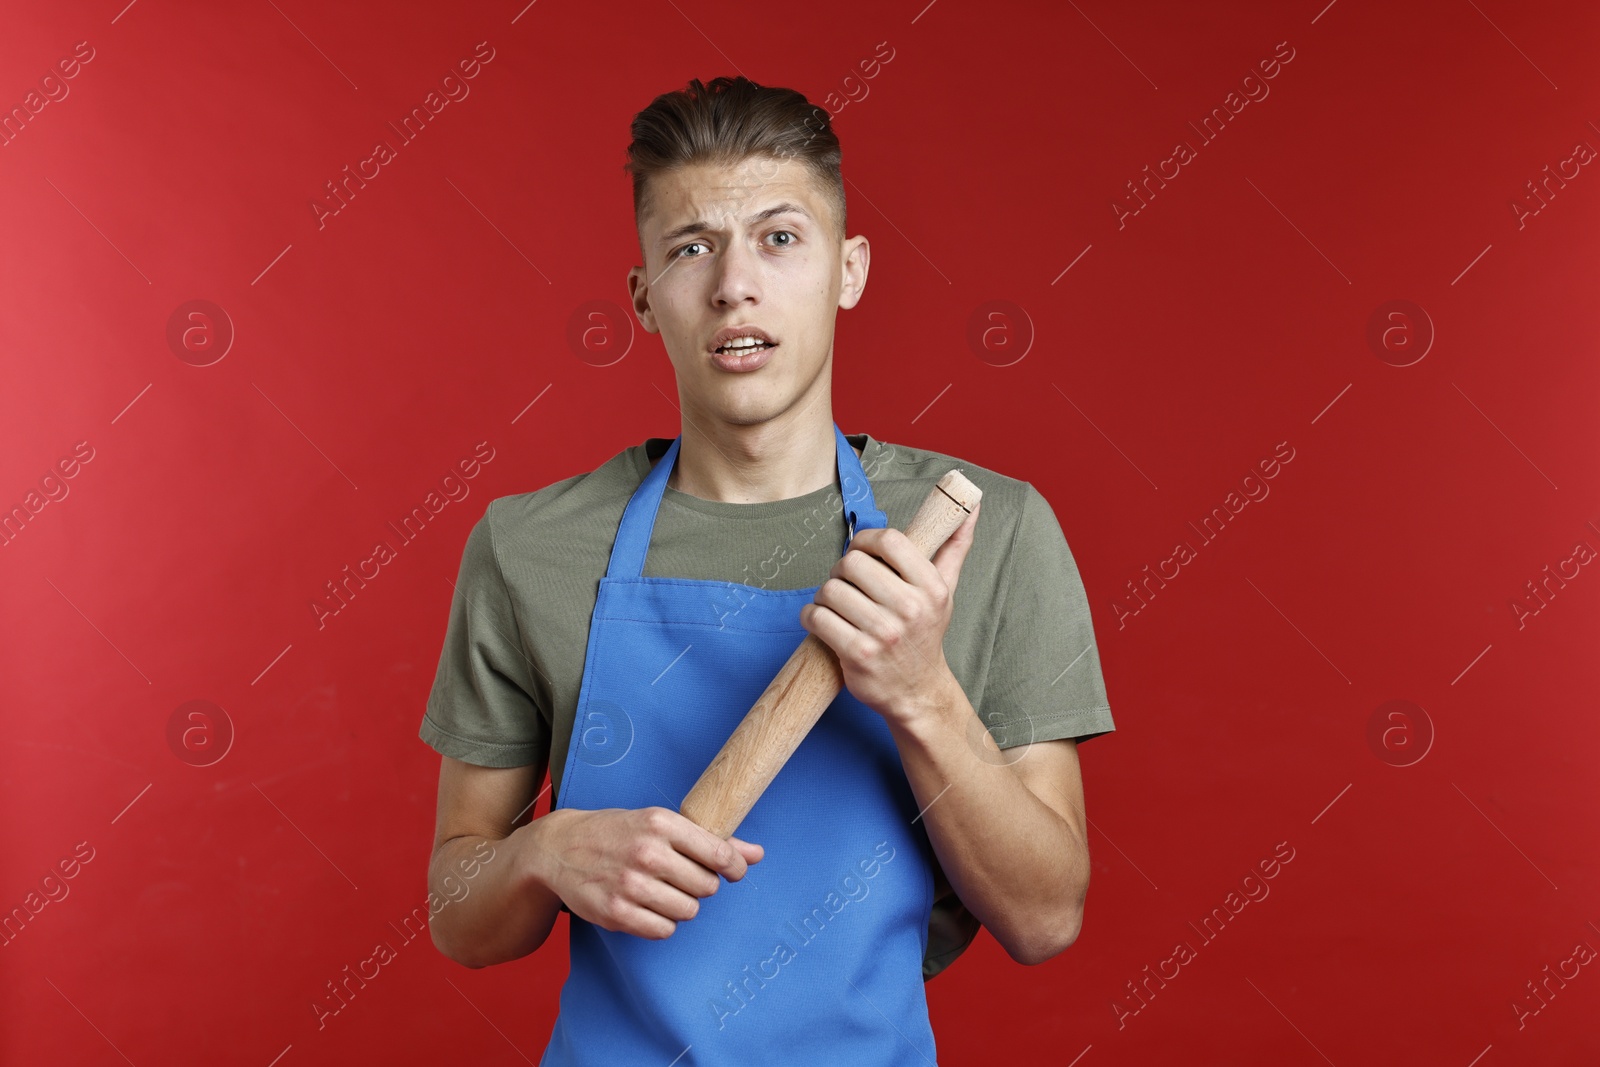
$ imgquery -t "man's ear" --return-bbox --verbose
[627,264,659,334]
[838,234,869,311]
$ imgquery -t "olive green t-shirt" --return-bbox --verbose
[420,431,1115,980]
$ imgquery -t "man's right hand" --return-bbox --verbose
[529,807,764,940]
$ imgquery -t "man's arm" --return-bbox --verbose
[798,495,1100,967]
[427,754,769,968]
[884,682,1089,966]
[427,755,567,968]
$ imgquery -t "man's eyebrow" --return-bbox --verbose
[657,202,814,248]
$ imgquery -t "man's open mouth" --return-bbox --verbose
[709,326,779,354]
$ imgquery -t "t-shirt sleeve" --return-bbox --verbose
[979,482,1115,747]
[418,503,550,769]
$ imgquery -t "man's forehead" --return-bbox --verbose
[647,158,820,232]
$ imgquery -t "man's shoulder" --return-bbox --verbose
[864,434,1039,523]
[864,434,1025,488]
[476,440,655,546]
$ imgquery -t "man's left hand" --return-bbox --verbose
[800,501,981,726]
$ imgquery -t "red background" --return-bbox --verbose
[3,1,1597,1063]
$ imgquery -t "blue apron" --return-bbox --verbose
[540,423,940,1065]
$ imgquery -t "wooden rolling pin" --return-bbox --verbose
[679,469,982,840]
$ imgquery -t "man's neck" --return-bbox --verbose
[664,410,857,504]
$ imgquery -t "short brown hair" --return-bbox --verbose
[624,76,846,247]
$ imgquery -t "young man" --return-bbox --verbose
[420,76,1115,1064]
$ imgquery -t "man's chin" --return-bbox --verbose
[690,386,790,428]
[681,357,826,426]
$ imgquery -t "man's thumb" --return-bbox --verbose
[934,500,980,591]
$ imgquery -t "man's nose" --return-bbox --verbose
[712,235,762,306]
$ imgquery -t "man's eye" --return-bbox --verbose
[676,242,708,259]
[770,231,796,246]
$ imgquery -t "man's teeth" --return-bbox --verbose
[718,340,772,352]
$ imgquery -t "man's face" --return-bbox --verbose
[627,155,868,428]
